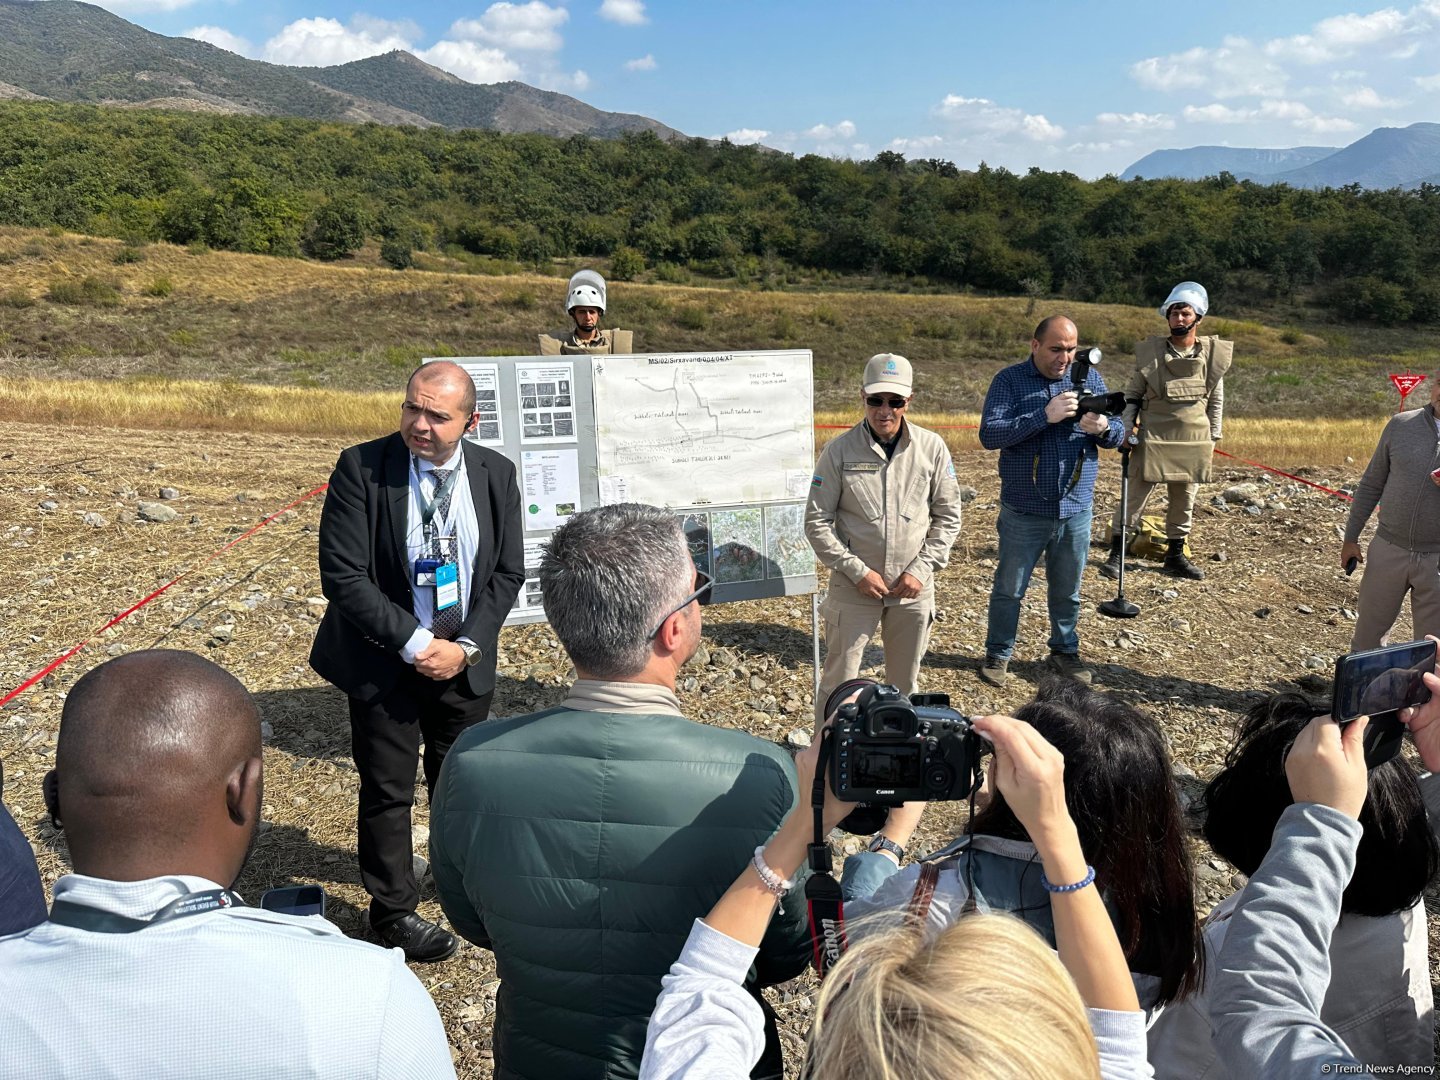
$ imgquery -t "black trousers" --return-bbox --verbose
[348,667,493,927]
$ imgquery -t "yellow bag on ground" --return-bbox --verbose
[1126,516,1184,559]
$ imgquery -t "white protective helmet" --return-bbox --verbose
[1160,281,1208,319]
[565,269,607,315]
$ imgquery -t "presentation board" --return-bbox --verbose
[437,350,817,626]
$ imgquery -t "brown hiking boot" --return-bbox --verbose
[1047,653,1093,684]
[979,657,1010,687]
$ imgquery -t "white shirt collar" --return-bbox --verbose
[414,444,464,474]
[52,873,228,919]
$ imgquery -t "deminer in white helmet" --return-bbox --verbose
[1098,280,1233,583]
[537,269,636,355]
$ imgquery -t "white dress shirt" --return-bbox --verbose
[0,874,456,1079]
[400,444,481,662]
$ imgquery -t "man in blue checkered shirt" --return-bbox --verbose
[977,315,1124,687]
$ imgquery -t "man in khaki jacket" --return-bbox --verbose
[538,269,635,355]
[1100,281,1231,581]
[805,354,962,729]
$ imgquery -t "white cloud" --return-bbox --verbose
[1131,37,1288,98]
[351,15,423,43]
[934,95,1065,141]
[1266,8,1416,63]
[1340,85,1403,107]
[804,120,857,140]
[1182,103,1251,125]
[261,17,412,67]
[598,0,648,25]
[720,129,770,144]
[182,25,254,57]
[258,9,567,86]
[888,135,946,153]
[1095,111,1175,132]
[449,2,568,53]
[535,68,591,92]
[624,54,657,71]
[1182,98,1357,133]
[1295,114,1361,133]
[417,40,523,83]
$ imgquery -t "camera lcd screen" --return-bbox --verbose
[1333,639,1436,722]
[851,744,923,789]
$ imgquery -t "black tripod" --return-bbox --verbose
[1098,437,1140,619]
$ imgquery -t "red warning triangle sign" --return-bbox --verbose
[1391,374,1426,397]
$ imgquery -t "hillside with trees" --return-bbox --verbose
[2,100,1438,325]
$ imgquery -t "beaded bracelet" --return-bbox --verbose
[752,846,796,896]
[1040,865,1096,894]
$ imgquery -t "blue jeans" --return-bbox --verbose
[985,503,1092,661]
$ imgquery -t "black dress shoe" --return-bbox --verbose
[375,913,458,963]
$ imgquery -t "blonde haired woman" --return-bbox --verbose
[639,714,1152,1079]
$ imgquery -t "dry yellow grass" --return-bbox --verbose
[816,409,1381,467]
[0,376,1387,468]
[0,376,397,437]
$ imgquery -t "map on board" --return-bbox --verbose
[591,351,814,508]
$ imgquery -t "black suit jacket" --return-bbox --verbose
[309,432,525,703]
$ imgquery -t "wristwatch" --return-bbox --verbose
[458,641,483,667]
[866,835,905,862]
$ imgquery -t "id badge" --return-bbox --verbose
[435,562,460,611]
[414,557,441,587]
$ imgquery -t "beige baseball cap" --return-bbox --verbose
[862,353,912,396]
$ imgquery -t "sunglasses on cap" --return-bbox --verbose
[865,395,908,410]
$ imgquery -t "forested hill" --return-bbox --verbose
[0,0,681,137]
[2,100,1438,325]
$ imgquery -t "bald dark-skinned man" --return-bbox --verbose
[310,360,524,962]
[0,650,454,1079]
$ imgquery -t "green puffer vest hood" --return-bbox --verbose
[429,706,812,1080]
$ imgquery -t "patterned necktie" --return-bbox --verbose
[427,467,463,640]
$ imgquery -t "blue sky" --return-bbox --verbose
[95,0,1440,176]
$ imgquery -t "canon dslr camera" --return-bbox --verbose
[829,682,985,805]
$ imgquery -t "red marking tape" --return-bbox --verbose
[1213,449,1352,502]
[0,484,330,709]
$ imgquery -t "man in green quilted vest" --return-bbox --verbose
[1099,281,1232,581]
[429,503,810,1080]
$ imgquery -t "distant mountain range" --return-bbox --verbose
[1122,123,1440,189]
[0,0,685,139]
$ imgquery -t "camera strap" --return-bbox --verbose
[49,888,245,934]
[805,729,848,978]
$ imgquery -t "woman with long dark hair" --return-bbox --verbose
[841,677,1202,1008]
[1149,692,1439,1077]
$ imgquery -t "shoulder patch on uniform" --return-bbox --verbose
[947,461,956,479]
[812,474,823,487]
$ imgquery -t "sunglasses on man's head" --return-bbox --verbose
[865,396,908,409]
[646,568,714,640]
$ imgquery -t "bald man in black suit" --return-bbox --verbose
[311,361,523,962]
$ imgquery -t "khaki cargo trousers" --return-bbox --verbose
[1109,478,1198,540]
[814,584,934,730]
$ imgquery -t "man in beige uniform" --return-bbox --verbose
[805,354,962,729]
[1099,280,1231,582]
[537,269,635,355]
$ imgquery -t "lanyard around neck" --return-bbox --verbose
[414,458,461,534]
[49,888,245,933]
